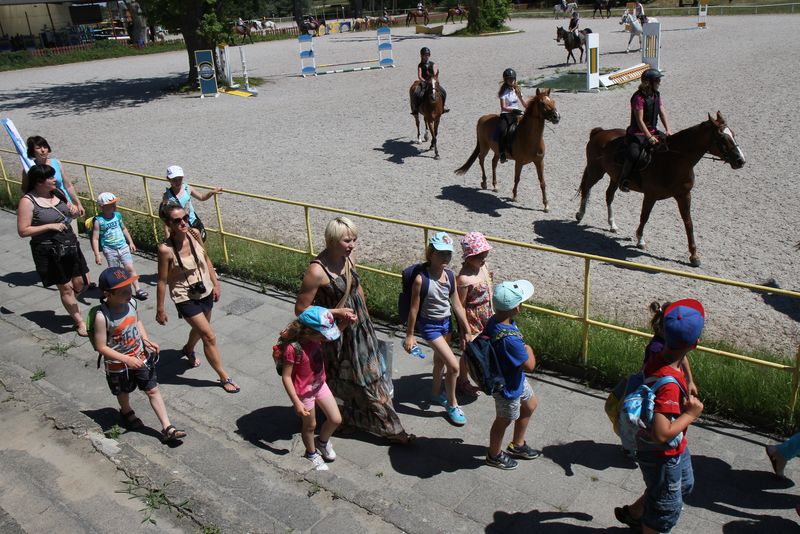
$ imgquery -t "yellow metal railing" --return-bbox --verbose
[3,148,800,417]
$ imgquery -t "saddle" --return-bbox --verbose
[497,110,523,156]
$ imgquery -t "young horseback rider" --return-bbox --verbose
[412,47,449,115]
[634,0,646,24]
[498,68,527,164]
[568,11,580,38]
[619,68,673,192]
[418,0,425,14]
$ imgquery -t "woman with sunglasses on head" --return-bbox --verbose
[155,202,239,393]
[17,164,89,335]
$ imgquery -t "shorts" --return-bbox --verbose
[299,382,333,411]
[175,293,214,319]
[102,245,133,268]
[417,316,450,341]
[106,366,158,396]
[30,238,89,288]
[493,379,533,421]
[637,447,694,533]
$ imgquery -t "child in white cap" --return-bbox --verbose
[90,192,148,300]
[275,306,344,471]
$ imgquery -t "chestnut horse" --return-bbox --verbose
[454,89,561,210]
[410,79,444,159]
[406,9,430,26]
[445,7,468,23]
[575,112,746,267]
[231,23,254,44]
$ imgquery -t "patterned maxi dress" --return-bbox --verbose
[463,266,494,335]
[311,260,405,436]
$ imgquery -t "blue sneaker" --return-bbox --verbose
[446,405,466,426]
[430,392,448,407]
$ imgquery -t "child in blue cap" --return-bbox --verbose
[615,298,706,533]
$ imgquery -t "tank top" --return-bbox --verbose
[166,233,213,303]
[100,301,145,372]
[97,211,127,250]
[419,269,452,320]
[26,193,72,244]
[165,183,198,225]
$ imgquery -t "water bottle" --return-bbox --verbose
[408,345,426,359]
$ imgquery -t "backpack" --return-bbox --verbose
[397,263,455,324]
[617,373,686,452]
[464,329,521,395]
[271,341,303,376]
[84,215,96,238]
[86,302,109,357]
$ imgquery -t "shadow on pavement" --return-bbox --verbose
[436,184,536,218]
[723,516,800,533]
[0,270,42,287]
[543,440,637,476]
[374,137,427,164]
[154,349,223,389]
[236,406,293,455]
[21,309,73,335]
[82,407,169,444]
[388,436,485,478]
[486,509,629,533]
[751,278,800,323]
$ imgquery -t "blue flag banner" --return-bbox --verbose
[194,50,218,98]
[2,118,34,171]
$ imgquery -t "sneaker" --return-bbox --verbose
[766,445,787,478]
[305,452,329,471]
[506,441,542,460]
[486,450,518,470]
[613,505,642,533]
[315,437,336,462]
[446,404,466,426]
[430,392,448,407]
[133,289,149,301]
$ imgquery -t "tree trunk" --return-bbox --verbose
[180,3,212,85]
[293,0,304,29]
[467,0,480,32]
[125,1,148,46]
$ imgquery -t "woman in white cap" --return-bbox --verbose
[161,165,222,241]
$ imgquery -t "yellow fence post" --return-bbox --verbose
[304,206,314,257]
[581,258,591,366]
[0,156,11,201]
[790,345,800,426]
[84,166,97,217]
[214,193,229,264]
[142,176,159,245]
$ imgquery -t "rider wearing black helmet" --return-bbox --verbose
[497,68,527,164]
[412,47,449,114]
[619,68,673,192]
[568,10,580,38]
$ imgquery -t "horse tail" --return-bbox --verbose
[573,165,589,200]
[454,142,480,176]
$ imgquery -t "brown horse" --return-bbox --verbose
[445,7,468,23]
[556,26,590,64]
[231,23,254,44]
[454,89,561,210]
[593,0,611,18]
[410,80,444,159]
[574,112,746,267]
[406,9,430,26]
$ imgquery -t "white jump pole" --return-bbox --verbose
[239,47,258,95]
[586,32,599,91]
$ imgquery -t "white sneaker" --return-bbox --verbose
[315,437,336,462]
[306,452,329,471]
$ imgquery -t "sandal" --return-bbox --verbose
[161,425,187,443]
[386,432,417,445]
[456,380,481,397]
[183,346,201,368]
[75,321,88,337]
[120,409,144,430]
[219,377,240,393]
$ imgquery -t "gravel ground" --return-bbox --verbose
[1,14,798,355]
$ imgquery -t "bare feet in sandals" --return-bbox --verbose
[161,425,187,443]
[120,409,144,430]
[75,321,88,337]
[183,346,201,368]
[220,377,240,393]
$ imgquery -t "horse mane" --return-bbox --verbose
[665,118,714,146]
[521,92,546,121]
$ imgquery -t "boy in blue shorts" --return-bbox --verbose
[484,280,541,470]
[94,267,186,443]
[615,299,706,533]
[90,192,148,300]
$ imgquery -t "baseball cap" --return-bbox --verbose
[96,192,119,206]
[298,306,340,341]
[663,299,705,349]
[98,267,138,291]
[166,165,184,180]
[493,280,534,312]
[461,231,492,259]
[429,231,454,252]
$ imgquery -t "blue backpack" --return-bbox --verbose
[397,263,455,324]
[465,329,521,395]
[617,373,686,452]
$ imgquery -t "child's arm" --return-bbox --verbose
[190,185,223,201]
[521,344,536,373]
[650,394,703,444]
[403,275,423,352]
[681,356,698,396]
[122,224,137,253]
[91,219,102,265]
[281,360,309,417]
[137,320,159,353]
[94,312,144,369]
[450,280,471,350]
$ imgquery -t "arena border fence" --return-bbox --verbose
[2,148,800,419]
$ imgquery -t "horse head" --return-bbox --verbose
[556,26,566,42]
[526,88,561,124]
[427,79,438,103]
[708,112,746,169]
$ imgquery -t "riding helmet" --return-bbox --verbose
[641,68,663,82]
[420,46,431,56]
[503,67,516,80]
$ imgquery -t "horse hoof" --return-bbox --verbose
[543,204,550,213]
[609,227,618,234]
[495,188,500,194]
[575,211,583,222]
[481,181,487,190]
[434,154,440,160]
[690,257,701,267]
[637,242,646,250]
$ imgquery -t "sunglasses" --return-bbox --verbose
[170,215,189,225]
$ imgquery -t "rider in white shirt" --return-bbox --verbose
[498,68,527,163]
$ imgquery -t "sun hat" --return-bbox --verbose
[96,192,119,206]
[298,306,340,341]
[493,280,534,312]
[166,165,185,180]
[663,299,705,349]
[461,231,492,259]
[429,231,454,252]
[98,267,138,291]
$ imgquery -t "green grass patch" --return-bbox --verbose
[232,76,266,87]
[522,68,619,92]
